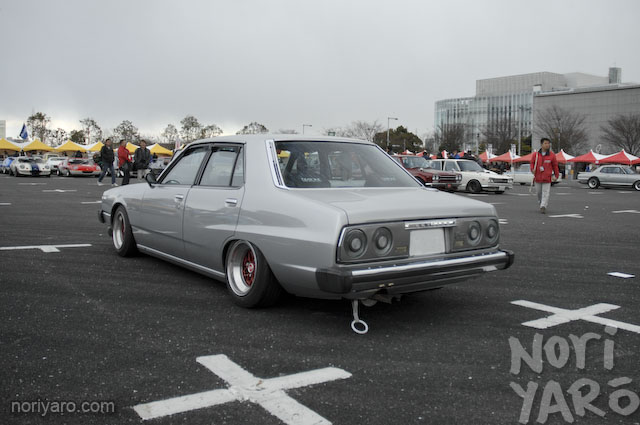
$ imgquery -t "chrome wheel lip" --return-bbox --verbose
[112,212,125,250]
[227,241,257,297]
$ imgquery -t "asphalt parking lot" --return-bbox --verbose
[1,174,639,425]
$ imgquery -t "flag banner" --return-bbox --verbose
[19,124,28,140]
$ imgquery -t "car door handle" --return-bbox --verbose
[174,195,184,201]
[225,198,238,206]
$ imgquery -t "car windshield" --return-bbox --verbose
[18,158,44,164]
[400,156,431,169]
[621,166,637,174]
[69,159,90,164]
[275,141,418,188]
[516,164,531,172]
[457,160,484,172]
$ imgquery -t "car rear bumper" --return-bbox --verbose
[316,249,514,298]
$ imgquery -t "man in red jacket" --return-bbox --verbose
[530,137,560,214]
[117,139,132,186]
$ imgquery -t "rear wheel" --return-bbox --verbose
[225,240,283,308]
[588,177,600,189]
[466,180,482,193]
[112,206,137,257]
[634,181,640,191]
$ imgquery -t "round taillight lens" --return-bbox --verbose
[372,227,393,256]
[344,229,367,259]
[467,221,482,246]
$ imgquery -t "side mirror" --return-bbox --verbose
[145,172,157,188]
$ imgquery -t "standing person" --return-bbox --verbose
[530,137,560,214]
[117,139,132,186]
[134,140,152,181]
[97,138,117,186]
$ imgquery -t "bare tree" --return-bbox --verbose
[434,123,466,153]
[276,129,298,134]
[535,105,588,155]
[200,124,223,139]
[47,128,68,146]
[180,115,202,142]
[600,114,640,156]
[236,122,269,135]
[114,120,139,142]
[161,124,179,144]
[26,112,51,143]
[341,120,384,142]
[481,115,517,154]
[79,117,102,145]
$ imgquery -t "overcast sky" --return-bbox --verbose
[2,0,639,139]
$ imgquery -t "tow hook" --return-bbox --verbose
[350,300,369,334]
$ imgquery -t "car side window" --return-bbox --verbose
[200,146,242,187]
[161,146,209,185]
[444,162,457,172]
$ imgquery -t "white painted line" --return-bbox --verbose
[42,189,77,193]
[617,191,632,194]
[588,192,603,195]
[133,354,351,423]
[19,182,47,185]
[81,201,102,204]
[512,193,530,196]
[489,202,504,205]
[548,214,583,219]
[468,194,488,197]
[612,210,640,214]
[0,244,92,253]
[555,193,571,196]
[608,272,635,279]
[499,219,508,225]
[511,300,640,334]
[0,203,11,206]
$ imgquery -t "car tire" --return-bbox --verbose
[65,169,71,177]
[466,180,482,193]
[587,177,599,189]
[634,181,640,191]
[225,240,283,308]
[495,190,505,194]
[112,206,137,257]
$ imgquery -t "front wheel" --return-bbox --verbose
[112,206,137,257]
[634,181,640,191]
[225,240,283,308]
[466,180,482,193]
[588,177,600,189]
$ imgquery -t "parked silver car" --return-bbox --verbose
[429,159,513,193]
[578,165,640,190]
[99,136,514,314]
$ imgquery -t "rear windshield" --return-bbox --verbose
[275,141,418,188]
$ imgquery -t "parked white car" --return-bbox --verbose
[9,156,51,177]
[45,156,67,173]
[428,159,513,193]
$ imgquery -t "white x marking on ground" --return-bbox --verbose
[512,300,640,334]
[0,244,91,253]
[133,354,351,424]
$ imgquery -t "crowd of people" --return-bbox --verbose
[96,138,154,187]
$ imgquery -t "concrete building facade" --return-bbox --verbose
[434,68,638,154]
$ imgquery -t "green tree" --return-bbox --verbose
[48,128,68,146]
[180,115,202,142]
[70,130,85,145]
[201,124,223,139]
[600,114,640,156]
[373,126,423,153]
[161,124,179,144]
[26,112,51,142]
[236,122,269,135]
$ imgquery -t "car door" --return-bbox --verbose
[182,144,245,274]
[135,145,210,258]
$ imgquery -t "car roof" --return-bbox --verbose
[187,134,374,147]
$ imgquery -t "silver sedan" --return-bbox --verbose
[99,136,514,311]
[578,165,640,191]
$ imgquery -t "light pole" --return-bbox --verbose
[387,117,398,151]
[302,124,312,135]
[517,105,531,155]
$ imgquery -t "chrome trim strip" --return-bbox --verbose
[265,139,287,189]
[404,219,457,230]
[137,244,226,279]
[351,251,508,277]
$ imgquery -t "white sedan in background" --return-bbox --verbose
[428,159,513,193]
[10,156,51,177]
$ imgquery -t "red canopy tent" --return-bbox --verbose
[567,150,607,164]
[632,157,640,165]
[513,152,534,163]
[555,149,575,164]
[489,151,520,163]
[478,151,496,163]
[599,150,639,165]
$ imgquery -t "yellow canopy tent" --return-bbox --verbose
[0,138,21,151]
[22,139,54,152]
[87,142,104,152]
[148,143,173,156]
[54,140,87,153]
[125,142,139,152]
